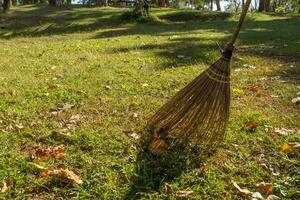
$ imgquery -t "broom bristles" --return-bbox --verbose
[150,56,231,147]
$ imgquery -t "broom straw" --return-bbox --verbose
[149,0,252,147]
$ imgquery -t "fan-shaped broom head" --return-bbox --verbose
[149,48,233,148]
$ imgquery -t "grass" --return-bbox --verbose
[0,5,299,199]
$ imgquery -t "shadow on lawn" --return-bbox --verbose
[98,16,300,70]
[123,132,211,199]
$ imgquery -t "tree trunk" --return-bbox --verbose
[258,0,265,11]
[101,0,107,6]
[242,0,244,9]
[49,0,56,6]
[210,0,213,11]
[2,0,11,12]
[215,0,221,11]
[264,0,270,11]
[158,0,165,7]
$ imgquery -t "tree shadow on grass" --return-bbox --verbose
[124,131,211,199]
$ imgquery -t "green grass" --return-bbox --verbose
[0,5,299,199]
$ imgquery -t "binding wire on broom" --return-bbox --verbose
[149,0,252,148]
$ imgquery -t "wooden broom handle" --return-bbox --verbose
[227,0,251,49]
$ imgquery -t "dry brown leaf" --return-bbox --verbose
[176,191,194,198]
[232,181,251,195]
[69,114,81,124]
[48,168,82,184]
[248,84,262,93]
[199,163,208,173]
[1,177,13,193]
[255,182,273,195]
[245,121,259,128]
[32,144,67,160]
[54,153,65,159]
[53,145,66,153]
[164,183,173,194]
[149,138,168,154]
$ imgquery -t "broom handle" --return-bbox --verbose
[227,0,252,49]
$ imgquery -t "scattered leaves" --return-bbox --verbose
[232,181,251,195]
[30,144,67,161]
[291,97,300,104]
[176,191,194,198]
[149,137,168,155]
[0,177,13,193]
[248,83,262,93]
[164,183,173,194]
[245,121,259,128]
[274,128,292,136]
[48,168,82,184]
[255,182,273,195]
[129,132,140,140]
[279,143,300,154]
[199,163,208,173]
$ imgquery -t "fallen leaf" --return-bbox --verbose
[104,85,111,90]
[254,182,273,195]
[69,114,81,124]
[132,113,139,119]
[48,83,60,89]
[8,90,16,96]
[279,143,300,153]
[248,84,262,93]
[199,163,208,173]
[164,183,173,194]
[53,145,66,153]
[245,121,259,128]
[274,128,292,136]
[48,168,82,184]
[129,100,138,107]
[243,64,256,69]
[291,97,300,104]
[129,132,140,140]
[232,181,251,195]
[54,153,65,159]
[252,192,264,199]
[267,194,281,200]
[149,138,168,154]
[1,177,13,193]
[176,191,194,198]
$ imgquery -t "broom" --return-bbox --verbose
[149,0,252,148]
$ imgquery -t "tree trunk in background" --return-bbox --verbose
[258,0,265,11]
[3,0,11,12]
[264,0,270,11]
[158,0,165,7]
[210,0,213,11]
[216,0,221,11]
[242,0,244,9]
[49,0,56,6]
[101,0,108,6]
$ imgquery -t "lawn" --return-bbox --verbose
[0,5,299,199]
